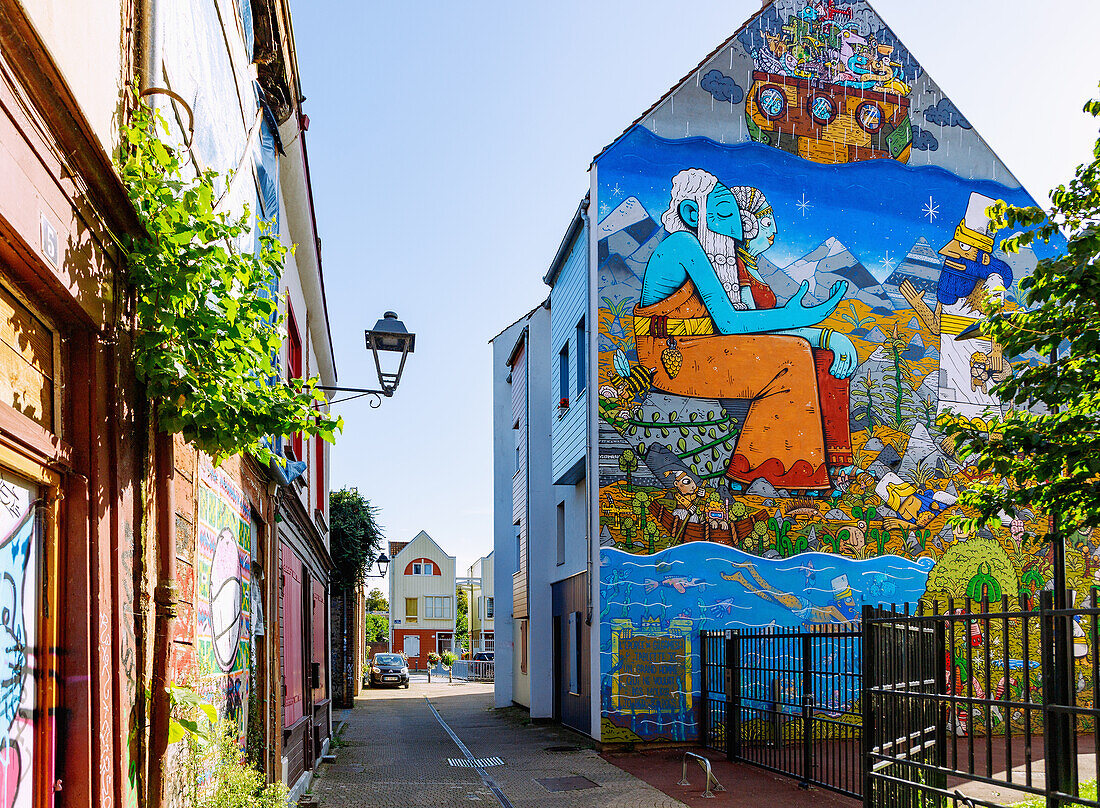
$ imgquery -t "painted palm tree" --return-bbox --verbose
[854,374,879,430]
[881,324,918,430]
[840,302,874,331]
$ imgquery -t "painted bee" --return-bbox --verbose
[612,349,656,403]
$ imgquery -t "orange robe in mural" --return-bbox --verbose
[633,273,851,491]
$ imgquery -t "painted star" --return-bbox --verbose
[922,196,939,223]
[878,252,897,274]
[599,203,611,217]
[796,193,813,218]
[612,183,623,198]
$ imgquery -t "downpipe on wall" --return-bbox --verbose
[581,197,594,628]
[147,428,177,808]
[138,0,180,803]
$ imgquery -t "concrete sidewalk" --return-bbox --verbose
[603,747,860,808]
[310,681,687,807]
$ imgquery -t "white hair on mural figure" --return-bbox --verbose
[661,168,771,241]
[660,168,774,309]
[661,168,719,234]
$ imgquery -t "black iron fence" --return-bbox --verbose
[701,590,1100,807]
[864,591,1097,808]
[701,624,863,798]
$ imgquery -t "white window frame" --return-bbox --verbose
[486,597,494,619]
[424,596,452,620]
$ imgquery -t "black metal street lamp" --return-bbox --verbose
[317,312,415,405]
[362,552,390,579]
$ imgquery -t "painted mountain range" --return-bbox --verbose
[758,237,893,311]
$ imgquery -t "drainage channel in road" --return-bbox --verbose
[425,696,515,808]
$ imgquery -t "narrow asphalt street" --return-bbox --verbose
[308,679,688,808]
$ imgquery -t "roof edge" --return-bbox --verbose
[543,195,590,287]
[591,0,775,166]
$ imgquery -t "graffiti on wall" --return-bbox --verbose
[595,0,1069,738]
[0,476,36,808]
[196,462,252,744]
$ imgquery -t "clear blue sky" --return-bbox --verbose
[291,0,1100,581]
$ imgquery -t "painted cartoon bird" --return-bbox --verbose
[612,349,656,403]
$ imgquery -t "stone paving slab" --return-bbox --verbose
[308,681,687,808]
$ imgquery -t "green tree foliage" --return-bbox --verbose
[364,587,388,612]
[117,94,340,465]
[943,88,1100,537]
[455,586,469,652]
[364,613,389,643]
[329,488,384,592]
[183,720,288,808]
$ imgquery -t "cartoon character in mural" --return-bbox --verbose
[719,561,850,624]
[899,192,1013,418]
[665,470,706,523]
[634,168,856,492]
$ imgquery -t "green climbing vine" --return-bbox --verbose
[117,96,341,464]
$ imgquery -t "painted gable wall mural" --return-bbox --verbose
[595,0,1070,745]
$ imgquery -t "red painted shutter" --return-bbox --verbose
[311,575,326,697]
[281,544,304,726]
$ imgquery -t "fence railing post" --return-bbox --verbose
[933,602,947,796]
[700,631,709,749]
[729,630,740,762]
[861,605,875,808]
[801,631,813,789]
[1041,588,1077,808]
[1040,590,1061,808]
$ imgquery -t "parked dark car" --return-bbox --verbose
[472,652,494,662]
[369,653,410,688]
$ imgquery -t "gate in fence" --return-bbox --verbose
[702,590,1100,807]
[862,603,944,807]
[701,624,863,798]
[863,591,1094,808]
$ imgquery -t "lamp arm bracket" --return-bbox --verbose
[316,385,394,397]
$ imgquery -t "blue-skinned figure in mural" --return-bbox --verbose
[634,168,856,491]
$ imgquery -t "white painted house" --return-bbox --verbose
[388,531,456,670]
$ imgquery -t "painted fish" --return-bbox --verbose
[698,597,740,615]
[644,576,708,594]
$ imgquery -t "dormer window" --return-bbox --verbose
[405,558,437,576]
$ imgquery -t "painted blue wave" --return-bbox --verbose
[601,543,933,629]
[599,543,934,742]
[596,125,1062,274]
